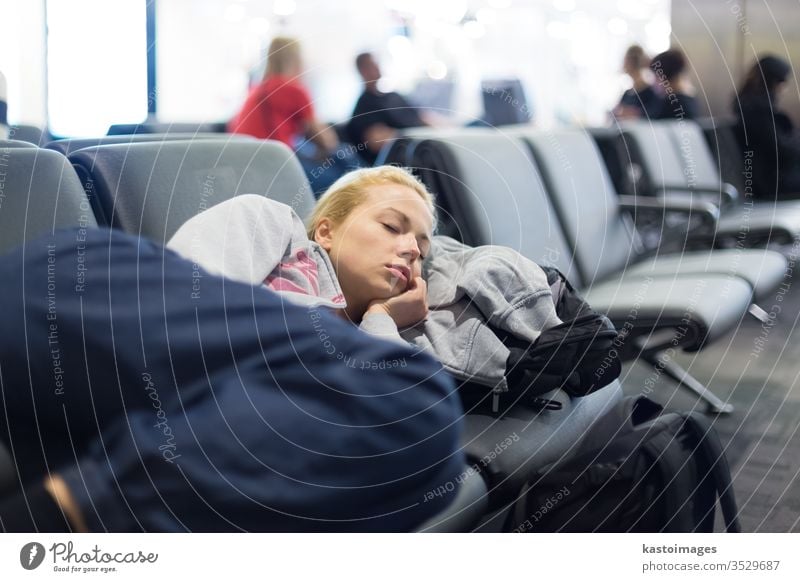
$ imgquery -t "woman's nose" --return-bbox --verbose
[398,235,421,260]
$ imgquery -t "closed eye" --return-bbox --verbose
[382,223,400,233]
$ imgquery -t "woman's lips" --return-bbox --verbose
[386,265,409,286]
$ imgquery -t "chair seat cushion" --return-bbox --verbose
[460,381,622,504]
[583,274,752,347]
[623,248,786,302]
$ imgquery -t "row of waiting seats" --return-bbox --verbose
[1,122,788,414]
[5,126,779,412]
[593,118,800,248]
[381,123,788,415]
[0,132,626,531]
[0,122,788,530]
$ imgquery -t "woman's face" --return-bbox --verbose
[315,184,433,315]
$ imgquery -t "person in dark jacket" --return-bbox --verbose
[613,45,661,120]
[347,53,428,164]
[732,54,800,199]
[0,227,464,532]
[650,49,699,120]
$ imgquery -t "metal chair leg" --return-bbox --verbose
[641,352,734,414]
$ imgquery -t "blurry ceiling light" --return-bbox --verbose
[273,0,296,16]
[387,34,413,57]
[607,17,628,35]
[464,20,485,38]
[225,3,246,22]
[476,8,496,25]
[488,0,512,9]
[553,0,576,11]
[546,21,569,39]
[427,60,448,80]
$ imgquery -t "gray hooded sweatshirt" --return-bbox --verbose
[401,236,562,394]
[167,197,562,391]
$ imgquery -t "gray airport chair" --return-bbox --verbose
[70,135,626,530]
[516,127,786,304]
[4,124,50,146]
[68,139,313,241]
[695,117,745,198]
[662,120,800,245]
[45,133,253,157]
[0,147,98,497]
[107,121,228,135]
[384,129,754,413]
[1,139,38,149]
[0,148,97,255]
[619,120,800,247]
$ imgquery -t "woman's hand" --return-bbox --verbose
[365,276,428,329]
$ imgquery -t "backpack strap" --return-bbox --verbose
[641,418,702,532]
[684,412,742,533]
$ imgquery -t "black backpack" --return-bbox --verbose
[461,267,621,414]
[504,396,741,532]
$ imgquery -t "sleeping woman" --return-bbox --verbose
[167,166,437,341]
[167,164,572,394]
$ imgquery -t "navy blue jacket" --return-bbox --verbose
[0,228,464,531]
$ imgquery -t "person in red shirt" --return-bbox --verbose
[229,36,337,150]
[230,37,360,195]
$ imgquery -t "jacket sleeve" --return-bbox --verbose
[359,312,406,344]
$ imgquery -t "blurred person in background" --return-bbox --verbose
[650,48,698,120]
[347,52,428,165]
[612,45,660,120]
[733,54,800,199]
[229,36,361,196]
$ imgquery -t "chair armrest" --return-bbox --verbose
[656,182,738,207]
[618,194,720,231]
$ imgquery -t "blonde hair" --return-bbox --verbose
[306,166,437,239]
[265,36,302,78]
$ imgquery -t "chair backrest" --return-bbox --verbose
[664,120,724,188]
[68,139,313,243]
[107,121,228,135]
[1,139,38,149]
[4,124,50,146]
[394,129,581,285]
[46,133,250,157]
[0,148,97,254]
[618,120,691,191]
[696,117,745,196]
[481,79,532,126]
[518,127,638,285]
[587,126,634,195]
